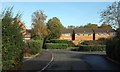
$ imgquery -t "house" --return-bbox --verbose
[74,28,93,41]
[59,28,116,41]
[93,28,116,40]
[24,29,31,40]
[59,29,73,40]
[15,19,26,36]
[13,19,32,41]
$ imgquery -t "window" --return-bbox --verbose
[110,32,116,36]
[88,33,91,36]
[83,34,84,36]
[28,33,31,35]
[77,33,80,36]
[98,33,101,36]
[66,33,71,36]
[104,33,107,36]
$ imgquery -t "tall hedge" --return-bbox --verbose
[106,37,120,62]
[27,39,43,55]
[2,7,25,70]
[45,43,68,49]
[79,45,106,51]
[46,39,68,44]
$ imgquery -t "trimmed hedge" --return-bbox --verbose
[106,37,120,62]
[81,40,106,45]
[46,40,68,44]
[79,45,106,51]
[27,39,43,55]
[45,43,68,49]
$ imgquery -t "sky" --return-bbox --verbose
[1,2,113,29]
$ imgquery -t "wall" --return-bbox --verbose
[75,33,93,41]
[59,34,72,40]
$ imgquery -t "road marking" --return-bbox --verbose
[106,57,120,65]
[38,53,54,72]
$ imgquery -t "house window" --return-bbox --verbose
[83,34,84,36]
[110,32,115,36]
[104,33,107,36]
[28,33,31,35]
[88,33,91,36]
[65,33,70,36]
[98,33,101,36]
[77,33,80,36]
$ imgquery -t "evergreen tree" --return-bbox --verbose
[1,7,24,70]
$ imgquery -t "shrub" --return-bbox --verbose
[106,37,120,62]
[78,45,106,51]
[45,43,68,49]
[2,7,25,70]
[27,39,43,55]
[81,40,106,45]
[68,41,75,47]
[46,39,68,44]
[98,38,107,41]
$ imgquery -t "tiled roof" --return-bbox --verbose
[93,28,115,33]
[74,28,93,33]
[61,28,73,33]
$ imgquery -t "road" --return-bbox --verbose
[43,49,120,72]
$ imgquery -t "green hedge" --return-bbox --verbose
[2,8,25,70]
[27,39,43,55]
[45,43,68,49]
[106,37,120,62]
[79,45,106,51]
[46,40,68,44]
[81,40,106,45]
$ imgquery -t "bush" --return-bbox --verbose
[2,8,25,70]
[45,43,68,49]
[106,37,120,62]
[81,40,106,45]
[78,45,106,51]
[27,39,43,55]
[46,39,68,44]
[68,41,75,47]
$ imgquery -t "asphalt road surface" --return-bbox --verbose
[43,49,120,72]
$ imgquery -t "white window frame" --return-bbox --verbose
[65,33,71,36]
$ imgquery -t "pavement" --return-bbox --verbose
[12,50,53,72]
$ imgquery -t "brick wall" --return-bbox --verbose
[75,34,93,41]
[95,33,112,40]
[59,34,72,40]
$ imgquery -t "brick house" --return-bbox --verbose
[15,19,26,36]
[93,28,116,40]
[59,28,116,41]
[24,29,31,40]
[59,29,73,40]
[74,28,93,41]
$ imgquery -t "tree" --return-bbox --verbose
[47,17,64,39]
[67,25,75,29]
[79,26,84,28]
[99,22,112,29]
[84,23,98,28]
[1,7,24,70]
[31,10,48,39]
[100,1,120,28]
